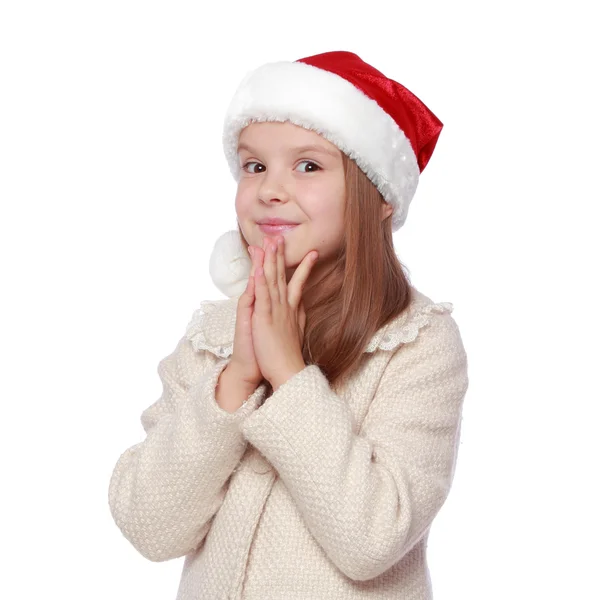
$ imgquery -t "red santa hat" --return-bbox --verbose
[211,50,444,297]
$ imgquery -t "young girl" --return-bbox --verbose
[108,50,469,600]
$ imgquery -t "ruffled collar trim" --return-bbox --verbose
[184,286,454,359]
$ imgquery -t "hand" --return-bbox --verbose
[251,235,318,391]
[228,244,264,387]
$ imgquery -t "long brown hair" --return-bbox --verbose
[237,152,413,393]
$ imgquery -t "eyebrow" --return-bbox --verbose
[237,142,340,159]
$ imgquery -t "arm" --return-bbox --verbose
[216,362,262,414]
[108,335,268,562]
[240,312,469,581]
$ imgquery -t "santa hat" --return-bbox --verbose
[210,50,443,298]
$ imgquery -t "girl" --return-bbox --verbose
[108,50,469,600]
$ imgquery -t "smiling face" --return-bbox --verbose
[235,121,346,283]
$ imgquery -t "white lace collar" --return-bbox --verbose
[184,286,454,359]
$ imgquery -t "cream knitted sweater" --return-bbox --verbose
[108,286,469,599]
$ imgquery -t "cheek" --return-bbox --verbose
[309,211,345,257]
[235,190,253,219]
[311,201,344,234]
[234,193,256,244]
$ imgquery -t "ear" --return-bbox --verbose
[381,202,393,222]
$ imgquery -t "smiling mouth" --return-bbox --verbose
[258,223,299,234]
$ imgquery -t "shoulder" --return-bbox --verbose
[373,287,469,402]
[366,286,459,354]
[381,291,468,393]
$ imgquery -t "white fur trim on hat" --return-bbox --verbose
[222,60,420,232]
[209,230,251,298]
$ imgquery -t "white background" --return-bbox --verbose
[1,1,598,598]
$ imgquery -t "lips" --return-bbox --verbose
[257,218,299,226]
[258,223,299,234]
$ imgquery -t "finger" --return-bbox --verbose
[253,264,271,316]
[242,247,256,304]
[298,299,306,337]
[252,245,266,289]
[249,244,267,286]
[248,246,257,277]
[246,273,255,303]
[276,237,286,305]
[263,237,280,307]
[241,270,254,305]
[253,245,266,268]
[288,251,318,310]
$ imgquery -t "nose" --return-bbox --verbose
[257,169,291,205]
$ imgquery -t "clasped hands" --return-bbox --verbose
[247,235,319,392]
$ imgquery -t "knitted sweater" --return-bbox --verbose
[108,286,469,600]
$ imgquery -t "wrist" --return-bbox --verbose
[270,363,306,392]
[215,363,261,414]
[223,362,262,392]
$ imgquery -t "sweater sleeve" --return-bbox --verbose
[108,334,269,562]
[240,311,469,581]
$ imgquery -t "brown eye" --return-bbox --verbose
[243,161,265,174]
[296,161,321,173]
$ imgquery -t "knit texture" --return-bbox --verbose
[108,286,469,599]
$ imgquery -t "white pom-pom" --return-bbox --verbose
[209,230,252,298]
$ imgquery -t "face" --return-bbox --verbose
[235,121,346,284]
